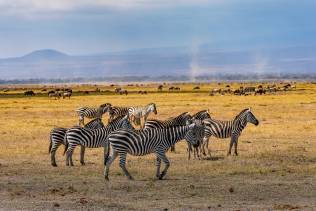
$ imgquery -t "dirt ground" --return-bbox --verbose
[0,82,316,210]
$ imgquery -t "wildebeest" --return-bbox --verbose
[62,91,72,99]
[48,92,61,99]
[115,87,122,93]
[138,91,147,94]
[119,89,128,95]
[157,85,163,91]
[24,90,35,96]
[193,86,200,90]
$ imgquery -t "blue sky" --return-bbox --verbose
[0,0,315,58]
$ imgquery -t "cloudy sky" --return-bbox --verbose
[0,0,315,58]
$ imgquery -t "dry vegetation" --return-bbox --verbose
[0,82,316,210]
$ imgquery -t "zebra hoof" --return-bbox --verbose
[80,162,85,166]
[128,176,134,180]
[104,176,109,181]
[51,163,57,167]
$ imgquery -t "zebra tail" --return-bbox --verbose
[48,135,52,154]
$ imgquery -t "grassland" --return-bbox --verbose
[0,82,316,210]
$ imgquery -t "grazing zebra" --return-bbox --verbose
[49,118,104,167]
[128,103,157,127]
[144,112,191,152]
[48,92,61,99]
[104,121,205,180]
[202,108,259,156]
[108,106,129,122]
[76,103,111,126]
[65,115,133,166]
[62,91,72,99]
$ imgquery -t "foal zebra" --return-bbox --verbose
[108,106,129,122]
[144,112,192,152]
[65,115,133,166]
[202,108,259,156]
[128,103,157,127]
[76,103,111,126]
[104,121,205,180]
[49,118,104,167]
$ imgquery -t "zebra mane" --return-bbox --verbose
[234,108,250,121]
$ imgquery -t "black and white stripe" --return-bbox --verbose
[108,106,129,122]
[103,121,205,180]
[128,103,157,127]
[202,108,259,156]
[65,115,133,166]
[49,118,104,167]
[76,103,111,126]
[144,112,191,152]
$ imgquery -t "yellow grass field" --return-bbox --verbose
[0,82,316,210]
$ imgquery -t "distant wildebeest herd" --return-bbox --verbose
[49,102,259,180]
[209,83,296,96]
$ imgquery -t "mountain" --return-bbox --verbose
[1,46,316,80]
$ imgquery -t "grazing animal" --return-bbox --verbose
[65,115,132,166]
[193,86,200,90]
[24,90,35,96]
[108,106,130,122]
[62,91,72,99]
[48,92,61,99]
[119,89,128,95]
[202,108,259,156]
[48,118,104,167]
[244,87,256,93]
[128,103,157,127]
[76,103,112,126]
[157,85,163,91]
[104,121,205,180]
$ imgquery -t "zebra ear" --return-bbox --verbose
[248,107,251,111]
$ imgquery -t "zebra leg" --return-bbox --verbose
[104,150,118,181]
[155,156,161,178]
[80,146,86,165]
[205,137,211,157]
[119,153,133,180]
[234,138,239,156]
[157,152,170,180]
[187,142,192,160]
[50,142,62,167]
[66,147,75,166]
[227,135,237,156]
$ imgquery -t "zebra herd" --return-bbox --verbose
[49,103,259,180]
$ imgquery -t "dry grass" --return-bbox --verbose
[0,82,316,210]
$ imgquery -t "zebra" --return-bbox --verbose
[65,115,133,166]
[202,108,259,157]
[76,103,111,126]
[103,121,205,180]
[108,106,129,122]
[49,118,104,167]
[187,110,211,159]
[144,112,191,152]
[128,103,157,128]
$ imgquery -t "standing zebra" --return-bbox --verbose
[202,108,259,156]
[128,103,157,128]
[144,112,191,152]
[49,118,104,167]
[187,110,211,159]
[76,103,111,126]
[104,121,205,180]
[65,115,133,166]
[108,106,129,122]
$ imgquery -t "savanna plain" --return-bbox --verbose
[0,82,316,210]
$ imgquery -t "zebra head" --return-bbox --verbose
[246,108,259,126]
[149,103,157,115]
[185,120,205,148]
[99,103,112,113]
